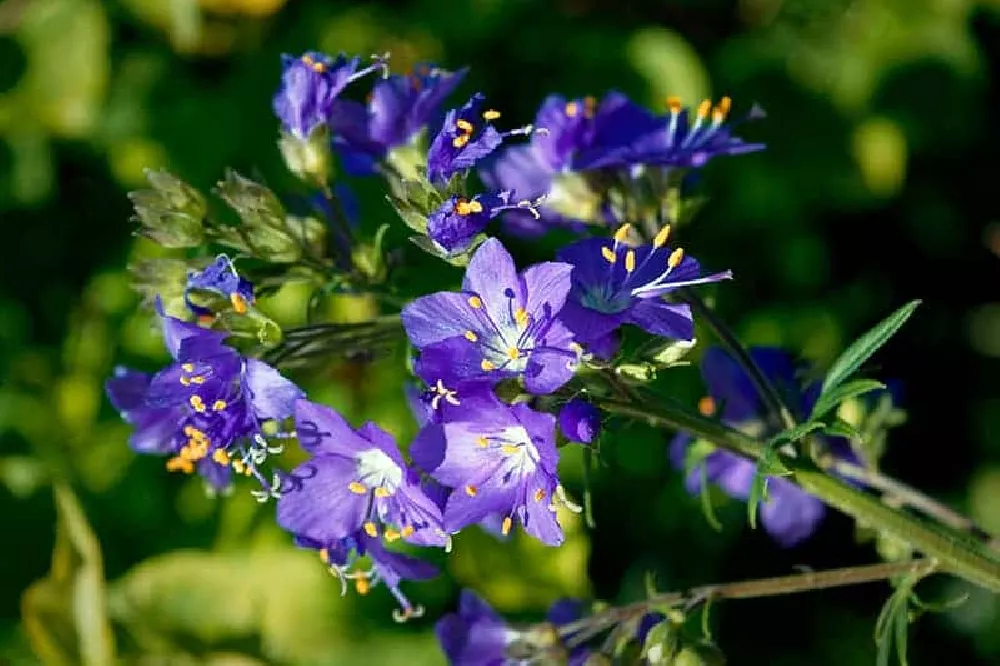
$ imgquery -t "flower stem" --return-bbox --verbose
[679,290,797,431]
[559,559,936,645]
[593,395,1000,593]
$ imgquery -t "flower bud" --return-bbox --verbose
[616,362,657,384]
[279,126,333,186]
[128,169,206,248]
[559,398,601,444]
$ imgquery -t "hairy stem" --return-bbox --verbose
[559,559,936,645]
[594,395,1000,593]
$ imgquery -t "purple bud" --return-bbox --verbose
[559,398,601,444]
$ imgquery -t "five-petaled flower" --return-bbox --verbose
[330,63,467,174]
[426,94,532,184]
[277,399,448,547]
[670,347,861,547]
[185,255,255,318]
[273,51,386,139]
[426,190,533,255]
[411,400,566,545]
[105,301,303,491]
[402,238,579,394]
[557,225,731,346]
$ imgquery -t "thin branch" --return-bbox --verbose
[680,290,797,431]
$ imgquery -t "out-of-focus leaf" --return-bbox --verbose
[626,27,710,109]
[0,455,48,498]
[810,379,886,421]
[22,483,116,666]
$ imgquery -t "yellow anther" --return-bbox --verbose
[614,223,632,243]
[482,109,501,121]
[212,399,227,412]
[401,526,415,538]
[456,119,474,132]
[653,224,672,248]
[668,247,685,269]
[301,54,314,65]
[243,465,252,476]
[601,246,617,264]
[465,484,478,497]
[468,295,483,309]
[468,200,483,213]
[319,548,329,564]
[565,101,579,117]
[583,96,596,118]
[231,292,248,314]
[184,425,197,436]
[310,61,326,73]
[182,363,195,372]
[363,521,378,537]
[355,576,371,595]
[698,396,716,417]
[534,488,546,502]
[513,307,529,328]
[666,96,682,113]
[384,528,401,542]
[696,99,711,119]
[232,459,245,474]
[189,395,206,412]
[374,487,392,498]
[506,347,520,361]
[481,359,496,371]
[190,375,206,384]
[501,516,513,536]
[180,376,191,386]
[452,134,470,148]
[212,449,231,465]
[166,456,194,474]
[500,444,519,455]
[348,481,368,495]
[464,330,478,342]
[625,250,636,273]
[717,96,732,117]
[476,435,489,448]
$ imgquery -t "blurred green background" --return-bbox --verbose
[3,0,1000,664]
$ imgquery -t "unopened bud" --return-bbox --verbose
[279,126,333,186]
[128,169,206,248]
[616,362,657,384]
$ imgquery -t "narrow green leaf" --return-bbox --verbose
[821,300,921,395]
[686,441,722,531]
[810,378,886,420]
[823,418,862,441]
[748,444,792,529]
[769,420,825,446]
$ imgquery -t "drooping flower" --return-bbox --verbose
[557,226,731,346]
[184,255,255,318]
[295,532,438,622]
[272,51,386,139]
[277,399,447,547]
[436,590,590,666]
[411,401,566,545]
[426,191,521,256]
[402,238,579,394]
[330,63,467,174]
[669,347,860,547]
[572,96,766,170]
[558,398,601,445]
[426,94,532,184]
[105,301,303,492]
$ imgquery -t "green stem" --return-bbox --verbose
[680,290,796,430]
[594,395,1000,593]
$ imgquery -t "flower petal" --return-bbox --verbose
[626,299,694,340]
[521,261,573,319]
[402,292,482,348]
[461,238,524,317]
[293,399,371,457]
[244,359,304,422]
[277,456,368,543]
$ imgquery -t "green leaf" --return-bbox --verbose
[769,420,826,446]
[810,378,886,420]
[821,300,921,396]
[875,574,922,666]
[685,440,722,531]
[823,418,862,441]
[747,443,793,530]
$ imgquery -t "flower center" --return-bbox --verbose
[355,449,403,493]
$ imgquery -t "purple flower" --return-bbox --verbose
[558,398,601,444]
[411,401,565,545]
[295,532,438,621]
[425,190,541,255]
[402,238,579,395]
[669,347,857,547]
[436,590,589,665]
[184,255,255,317]
[427,94,532,184]
[573,96,766,170]
[105,302,302,491]
[330,63,467,174]
[273,51,385,139]
[277,399,447,548]
[557,227,731,345]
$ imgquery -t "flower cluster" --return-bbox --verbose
[107,47,789,664]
